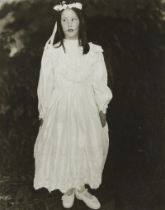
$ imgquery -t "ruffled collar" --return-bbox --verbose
[63,39,82,55]
[64,38,79,46]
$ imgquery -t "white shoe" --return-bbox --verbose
[75,188,101,209]
[61,192,75,208]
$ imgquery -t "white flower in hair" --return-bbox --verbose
[63,4,68,9]
[68,3,82,9]
[53,2,82,11]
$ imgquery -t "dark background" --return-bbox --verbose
[0,0,165,209]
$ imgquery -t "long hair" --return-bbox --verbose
[53,1,89,54]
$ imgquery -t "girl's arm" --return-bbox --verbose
[37,45,54,121]
[92,46,112,125]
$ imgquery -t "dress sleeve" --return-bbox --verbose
[37,44,54,119]
[92,47,112,114]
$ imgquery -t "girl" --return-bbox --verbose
[33,0,112,209]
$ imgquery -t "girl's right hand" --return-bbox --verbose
[39,118,43,127]
[99,111,106,127]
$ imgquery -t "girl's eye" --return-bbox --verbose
[62,19,66,22]
[72,18,77,21]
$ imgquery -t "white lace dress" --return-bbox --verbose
[33,39,112,193]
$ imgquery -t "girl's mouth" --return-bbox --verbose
[68,29,74,32]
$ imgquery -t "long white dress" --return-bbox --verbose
[33,39,112,193]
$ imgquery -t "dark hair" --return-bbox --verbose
[53,1,89,54]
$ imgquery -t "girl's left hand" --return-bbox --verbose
[39,118,43,127]
[99,111,106,127]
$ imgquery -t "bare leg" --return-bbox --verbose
[65,188,75,195]
[77,185,93,199]
[61,188,75,208]
[77,185,85,192]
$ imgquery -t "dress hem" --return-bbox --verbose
[33,180,102,193]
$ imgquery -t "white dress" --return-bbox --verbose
[33,39,112,193]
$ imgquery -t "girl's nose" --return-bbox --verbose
[68,21,72,28]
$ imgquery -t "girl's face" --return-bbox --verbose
[61,9,80,40]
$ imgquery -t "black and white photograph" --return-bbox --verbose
[0,0,165,209]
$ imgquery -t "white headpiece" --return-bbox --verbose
[53,1,82,11]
